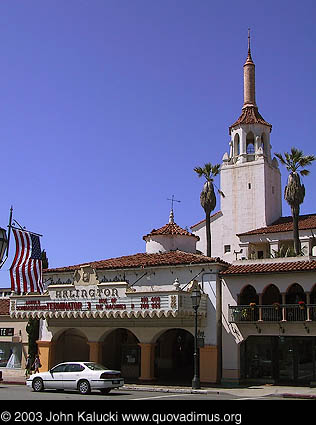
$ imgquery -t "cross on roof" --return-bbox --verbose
[167,195,181,211]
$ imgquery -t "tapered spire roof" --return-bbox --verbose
[229,30,271,134]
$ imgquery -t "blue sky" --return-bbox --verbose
[1,0,316,284]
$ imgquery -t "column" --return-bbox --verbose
[258,293,263,321]
[269,241,279,257]
[200,345,217,383]
[88,342,102,363]
[36,340,53,372]
[306,292,311,321]
[138,343,156,381]
[281,293,286,321]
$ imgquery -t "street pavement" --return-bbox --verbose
[1,371,316,399]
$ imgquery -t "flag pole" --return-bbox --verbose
[6,206,13,258]
[0,206,13,269]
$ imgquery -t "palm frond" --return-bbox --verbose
[274,152,286,165]
[193,167,205,178]
[194,162,221,181]
[300,169,310,176]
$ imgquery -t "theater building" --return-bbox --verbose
[10,210,227,383]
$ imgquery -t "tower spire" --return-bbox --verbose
[243,28,256,108]
[247,28,252,61]
[229,29,272,134]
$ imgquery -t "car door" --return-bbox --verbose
[45,363,67,389]
[63,363,85,390]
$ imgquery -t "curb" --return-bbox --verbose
[282,393,316,399]
[122,385,209,394]
[1,380,26,385]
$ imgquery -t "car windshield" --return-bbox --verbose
[83,362,108,371]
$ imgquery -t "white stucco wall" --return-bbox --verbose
[221,269,316,380]
[41,262,225,348]
[145,234,197,254]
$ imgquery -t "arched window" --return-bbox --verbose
[261,132,267,155]
[310,284,316,304]
[234,133,240,156]
[262,284,281,305]
[286,283,306,304]
[246,132,255,154]
[310,285,316,320]
[239,285,259,305]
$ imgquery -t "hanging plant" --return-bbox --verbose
[298,301,305,310]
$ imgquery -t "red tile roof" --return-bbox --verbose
[221,260,316,276]
[143,222,199,240]
[0,299,10,315]
[229,106,272,134]
[45,251,228,273]
[238,214,316,236]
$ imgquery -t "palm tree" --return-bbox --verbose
[194,162,223,257]
[275,147,316,255]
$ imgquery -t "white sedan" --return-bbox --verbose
[26,361,124,395]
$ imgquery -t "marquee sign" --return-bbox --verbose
[9,283,207,320]
[14,295,164,313]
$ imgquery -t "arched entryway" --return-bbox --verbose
[154,329,194,383]
[53,329,89,366]
[286,283,306,304]
[286,283,307,321]
[102,328,140,380]
[239,284,259,305]
[262,284,281,305]
[262,284,282,321]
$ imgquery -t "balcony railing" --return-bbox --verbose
[229,304,316,323]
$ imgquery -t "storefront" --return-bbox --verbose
[0,299,28,377]
[241,336,316,385]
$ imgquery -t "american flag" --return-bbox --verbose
[10,228,43,294]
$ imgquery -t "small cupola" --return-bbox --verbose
[143,210,199,254]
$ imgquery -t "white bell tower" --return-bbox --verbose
[220,30,282,239]
[192,32,282,262]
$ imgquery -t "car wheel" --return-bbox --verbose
[100,388,111,394]
[78,380,91,395]
[32,378,44,392]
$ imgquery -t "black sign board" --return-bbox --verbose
[0,328,14,337]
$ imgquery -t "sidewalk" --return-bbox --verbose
[1,371,316,399]
[122,382,316,399]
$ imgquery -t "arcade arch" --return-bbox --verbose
[101,328,140,379]
[52,328,89,366]
[154,328,194,382]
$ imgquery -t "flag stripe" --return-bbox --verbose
[21,232,30,293]
[10,228,43,294]
[10,230,21,293]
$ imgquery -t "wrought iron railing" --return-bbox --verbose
[229,304,314,323]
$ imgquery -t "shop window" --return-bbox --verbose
[0,342,22,368]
